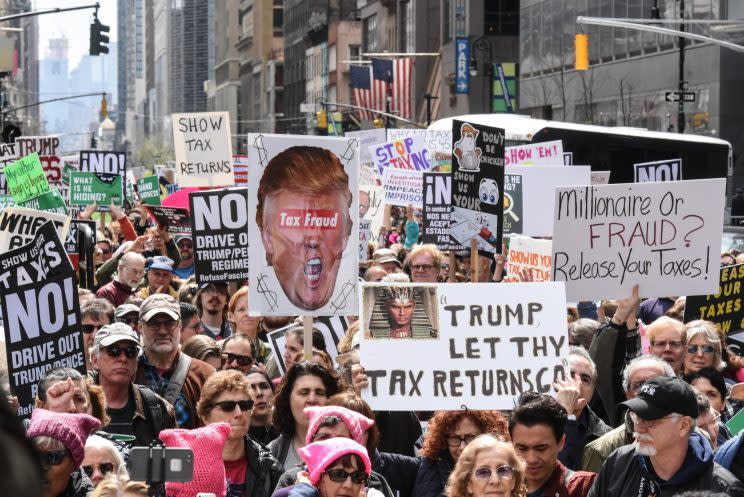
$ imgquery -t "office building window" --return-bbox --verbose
[485,0,518,36]
[363,14,378,52]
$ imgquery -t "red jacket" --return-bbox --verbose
[95,279,135,307]
[539,461,596,497]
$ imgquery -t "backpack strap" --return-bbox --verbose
[136,385,164,435]
[162,353,191,405]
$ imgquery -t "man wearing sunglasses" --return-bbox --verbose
[80,298,115,369]
[509,393,597,497]
[135,294,216,429]
[91,323,176,446]
[115,303,141,334]
[587,377,744,497]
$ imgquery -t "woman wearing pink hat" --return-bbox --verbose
[291,438,372,497]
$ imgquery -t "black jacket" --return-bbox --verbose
[374,450,421,497]
[587,432,744,497]
[243,435,285,497]
[412,450,453,497]
[273,463,394,497]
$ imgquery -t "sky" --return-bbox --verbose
[36,0,118,71]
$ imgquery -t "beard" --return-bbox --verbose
[633,432,657,456]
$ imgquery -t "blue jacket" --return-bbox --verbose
[714,430,744,469]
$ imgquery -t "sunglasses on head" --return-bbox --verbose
[324,468,368,484]
[212,399,254,412]
[473,465,515,481]
[687,344,715,355]
[83,462,115,477]
[104,344,140,359]
[222,353,254,367]
[41,450,67,467]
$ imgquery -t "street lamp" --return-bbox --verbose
[470,34,494,113]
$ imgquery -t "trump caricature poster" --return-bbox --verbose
[248,134,359,316]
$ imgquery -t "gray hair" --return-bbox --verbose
[568,318,600,350]
[685,320,723,370]
[84,435,124,469]
[569,346,597,384]
[621,354,675,392]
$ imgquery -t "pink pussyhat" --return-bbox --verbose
[26,408,101,467]
[159,422,231,497]
[304,405,375,445]
[298,437,371,486]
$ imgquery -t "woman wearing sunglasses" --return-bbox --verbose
[446,435,526,497]
[197,370,284,497]
[82,435,124,488]
[26,408,101,497]
[291,437,373,497]
[684,320,724,375]
[415,409,509,497]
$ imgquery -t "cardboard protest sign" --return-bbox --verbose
[359,162,376,186]
[5,153,51,203]
[359,185,385,263]
[247,133,359,316]
[346,129,387,163]
[146,206,191,236]
[189,188,250,284]
[0,206,70,252]
[137,176,162,206]
[505,165,591,237]
[370,135,431,176]
[359,282,568,410]
[15,136,63,196]
[0,221,86,417]
[634,159,683,183]
[69,171,123,206]
[504,236,552,282]
[233,154,249,185]
[591,171,611,185]
[684,264,744,334]
[422,173,464,250]
[551,178,726,301]
[386,129,452,154]
[80,149,125,175]
[450,120,505,255]
[504,140,564,166]
[172,111,234,187]
[65,219,97,256]
[0,194,14,211]
[267,317,349,375]
[18,189,68,216]
[563,152,573,165]
[383,168,423,207]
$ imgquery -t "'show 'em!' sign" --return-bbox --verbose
[172,111,234,188]
[0,221,86,417]
[189,188,250,284]
[551,178,726,301]
[359,282,568,410]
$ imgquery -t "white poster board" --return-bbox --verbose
[383,168,423,207]
[360,282,569,410]
[345,129,387,163]
[634,159,683,183]
[247,133,359,316]
[0,206,70,252]
[591,171,611,185]
[551,178,726,301]
[507,165,591,237]
[267,317,349,375]
[369,135,431,175]
[505,236,553,282]
[172,111,234,187]
[505,140,564,166]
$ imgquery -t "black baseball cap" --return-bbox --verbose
[620,376,698,420]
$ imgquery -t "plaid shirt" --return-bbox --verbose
[139,354,192,428]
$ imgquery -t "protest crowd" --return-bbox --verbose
[2,117,744,497]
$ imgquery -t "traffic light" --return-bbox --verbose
[316,110,327,129]
[575,34,589,71]
[100,95,108,120]
[90,18,110,56]
[373,118,383,128]
[90,134,98,149]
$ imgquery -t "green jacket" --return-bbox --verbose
[581,413,633,473]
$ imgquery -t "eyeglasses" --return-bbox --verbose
[212,399,254,412]
[41,450,68,467]
[144,320,179,332]
[686,344,716,355]
[83,462,115,477]
[104,344,140,359]
[446,434,478,447]
[323,468,368,485]
[441,264,450,270]
[82,324,104,335]
[411,264,434,272]
[223,353,254,367]
[473,465,515,481]
[629,412,678,428]
[124,266,145,276]
[100,249,112,255]
[650,340,684,350]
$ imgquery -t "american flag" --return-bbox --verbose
[372,57,413,120]
[350,65,377,121]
